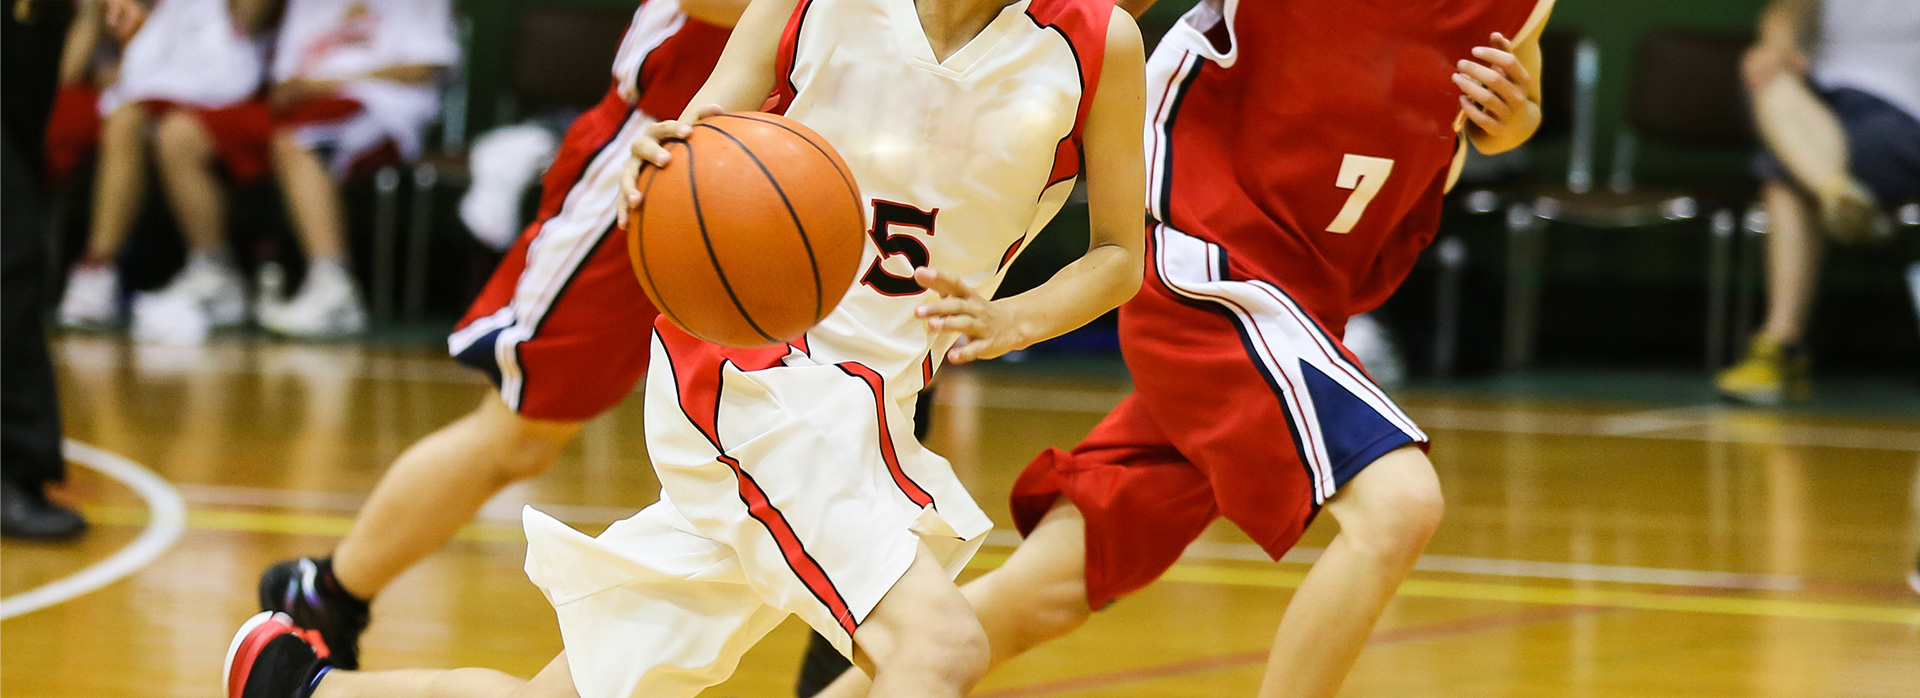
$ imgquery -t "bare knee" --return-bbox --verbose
[153,113,212,168]
[471,397,579,483]
[1328,447,1444,562]
[99,105,147,149]
[891,597,991,690]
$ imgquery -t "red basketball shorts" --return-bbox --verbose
[43,87,273,187]
[449,90,660,422]
[1010,224,1430,609]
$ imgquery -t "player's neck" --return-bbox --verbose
[912,0,1020,62]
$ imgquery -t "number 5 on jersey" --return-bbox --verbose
[862,200,940,296]
[1326,154,1394,234]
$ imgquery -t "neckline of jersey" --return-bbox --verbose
[887,0,1032,76]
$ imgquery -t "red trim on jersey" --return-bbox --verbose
[768,0,817,114]
[835,363,936,509]
[1024,0,1109,186]
[654,323,860,637]
[724,453,860,638]
[921,353,934,386]
[997,237,1025,271]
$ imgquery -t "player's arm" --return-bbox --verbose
[58,0,105,85]
[682,0,754,27]
[620,0,798,218]
[915,8,1148,364]
[1458,31,1544,156]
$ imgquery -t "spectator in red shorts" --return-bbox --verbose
[53,0,280,336]
[253,0,459,338]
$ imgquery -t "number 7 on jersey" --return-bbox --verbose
[1326,154,1394,234]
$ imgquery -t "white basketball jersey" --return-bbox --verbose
[100,0,267,113]
[773,0,1110,396]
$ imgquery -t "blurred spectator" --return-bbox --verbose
[52,0,279,335]
[1717,0,1920,404]
[5,0,85,540]
[255,0,458,338]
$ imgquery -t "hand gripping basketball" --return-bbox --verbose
[621,109,868,348]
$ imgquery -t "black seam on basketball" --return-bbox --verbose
[633,155,687,331]
[710,114,861,224]
[695,122,826,323]
[685,137,781,344]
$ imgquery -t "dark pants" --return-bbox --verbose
[2,128,65,488]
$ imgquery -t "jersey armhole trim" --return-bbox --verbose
[770,0,817,113]
[1513,0,1556,45]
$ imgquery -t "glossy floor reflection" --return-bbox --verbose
[4,335,1918,697]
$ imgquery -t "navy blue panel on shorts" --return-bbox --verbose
[1298,361,1417,489]
[1754,86,1920,206]
[453,327,506,388]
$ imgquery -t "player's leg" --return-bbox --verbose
[1717,179,1819,404]
[82,103,149,263]
[312,654,576,698]
[60,103,148,327]
[148,110,248,325]
[257,393,581,668]
[844,543,991,698]
[808,500,1091,698]
[262,126,363,337]
[153,111,229,259]
[268,126,348,263]
[1749,76,1878,237]
[331,393,582,595]
[1253,446,1442,698]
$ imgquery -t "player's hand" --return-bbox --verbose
[270,78,343,112]
[914,267,1028,364]
[619,104,725,228]
[1742,40,1808,92]
[1454,33,1535,142]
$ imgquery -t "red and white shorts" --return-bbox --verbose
[1010,224,1429,609]
[43,86,274,187]
[449,90,660,422]
[522,321,990,698]
[276,95,407,180]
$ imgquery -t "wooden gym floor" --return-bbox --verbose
[4,335,1918,697]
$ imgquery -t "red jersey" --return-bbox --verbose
[1145,0,1550,334]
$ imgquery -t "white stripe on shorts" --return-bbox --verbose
[493,109,651,410]
[1151,224,1425,504]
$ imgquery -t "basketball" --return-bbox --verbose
[626,112,867,348]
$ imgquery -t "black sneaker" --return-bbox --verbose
[795,629,854,697]
[223,612,333,698]
[258,558,371,669]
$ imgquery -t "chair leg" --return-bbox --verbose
[1501,204,1545,371]
[1705,209,1736,371]
[372,166,402,326]
[1731,205,1768,356]
[404,163,438,323]
[1431,236,1467,378]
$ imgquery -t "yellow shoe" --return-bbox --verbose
[1715,336,1811,405]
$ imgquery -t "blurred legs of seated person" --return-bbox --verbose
[1717,75,1920,405]
[257,97,388,339]
[56,101,272,340]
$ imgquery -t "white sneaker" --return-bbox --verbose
[260,262,367,339]
[130,288,211,345]
[58,264,120,329]
[150,255,249,328]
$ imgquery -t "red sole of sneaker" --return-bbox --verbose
[224,612,292,698]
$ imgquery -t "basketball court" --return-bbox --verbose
[5,335,1916,697]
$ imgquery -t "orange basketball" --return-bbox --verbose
[627,112,866,348]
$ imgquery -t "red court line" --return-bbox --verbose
[975,605,1608,698]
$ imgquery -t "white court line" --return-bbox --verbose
[980,531,1803,591]
[0,440,187,620]
[937,388,1920,452]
